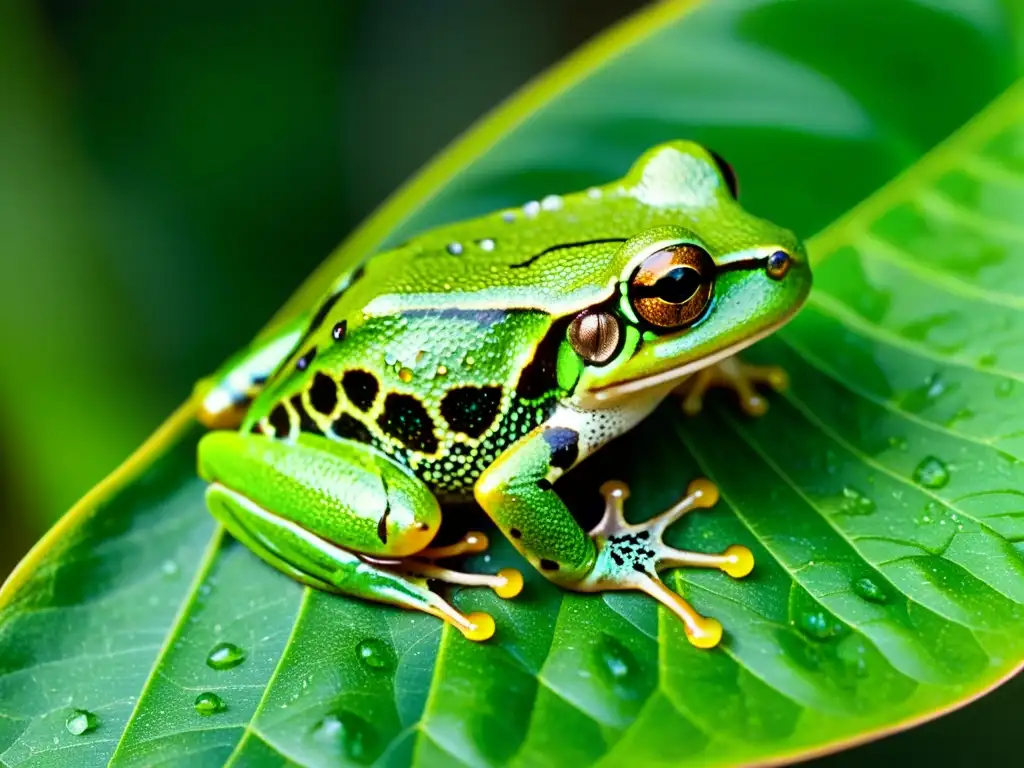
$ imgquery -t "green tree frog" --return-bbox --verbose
[195,141,811,648]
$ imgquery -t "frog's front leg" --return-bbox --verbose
[199,431,521,641]
[475,425,753,649]
[674,355,788,417]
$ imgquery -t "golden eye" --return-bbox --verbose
[568,310,621,365]
[629,244,714,329]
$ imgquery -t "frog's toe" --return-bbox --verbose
[581,478,752,649]
[412,530,524,598]
[676,357,788,417]
[418,531,490,560]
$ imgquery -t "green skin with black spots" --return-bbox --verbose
[196,140,812,637]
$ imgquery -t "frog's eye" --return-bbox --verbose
[709,149,738,199]
[629,244,714,329]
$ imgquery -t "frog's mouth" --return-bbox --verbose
[585,312,795,404]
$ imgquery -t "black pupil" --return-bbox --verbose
[653,267,702,303]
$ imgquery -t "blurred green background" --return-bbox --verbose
[0,0,644,574]
[0,0,1018,762]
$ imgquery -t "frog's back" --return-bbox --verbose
[238,145,763,493]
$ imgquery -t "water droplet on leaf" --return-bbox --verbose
[796,611,838,641]
[194,692,226,715]
[206,642,246,670]
[312,712,378,764]
[913,456,950,489]
[356,639,394,671]
[591,635,642,699]
[853,577,887,604]
[838,486,876,516]
[65,710,99,736]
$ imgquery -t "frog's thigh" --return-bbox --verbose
[198,430,441,559]
[475,425,597,582]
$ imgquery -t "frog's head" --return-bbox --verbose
[569,141,811,405]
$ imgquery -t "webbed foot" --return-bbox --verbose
[578,479,753,649]
[676,356,788,417]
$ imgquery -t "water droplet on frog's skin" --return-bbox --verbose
[502,211,516,223]
[477,238,496,251]
[591,635,642,699]
[312,712,378,764]
[446,242,463,255]
[206,642,246,670]
[853,577,887,604]
[541,194,564,211]
[194,692,226,715]
[996,379,1014,397]
[838,486,876,516]
[356,639,394,671]
[161,559,179,577]
[913,456,950,489]
[523,200,540,217]
[796,610,838,641]
[384,352,397,366]
[65,709,99,736]
[587,187,602,199]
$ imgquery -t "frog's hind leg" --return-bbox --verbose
[207,484,503,641]
[675,356,788,417]
[580,479,754,649]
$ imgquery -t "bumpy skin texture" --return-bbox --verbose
[196,141,812,646]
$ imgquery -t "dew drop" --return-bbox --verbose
[356,639,394,671]
[65,709,99,736]
[852,577,887,604]
[206,642,246,670]
[194,692,226,716]
[796,611,837,641]
[887,435,908,451]
[436,365,448,377]
[161,559,179,577]
[502,211,516,223]
[913,456,950,489]
[838,486,876,516]
[523,200,540,217]
[446,242,463,255]
[541,194,564,211]
[312,711,378,764]
[591,635,642,699]
[477,238,496,252]
[587,187,602,199]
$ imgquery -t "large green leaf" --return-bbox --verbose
[2,0,1022,765]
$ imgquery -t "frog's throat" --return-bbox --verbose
[586,312,795,405]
